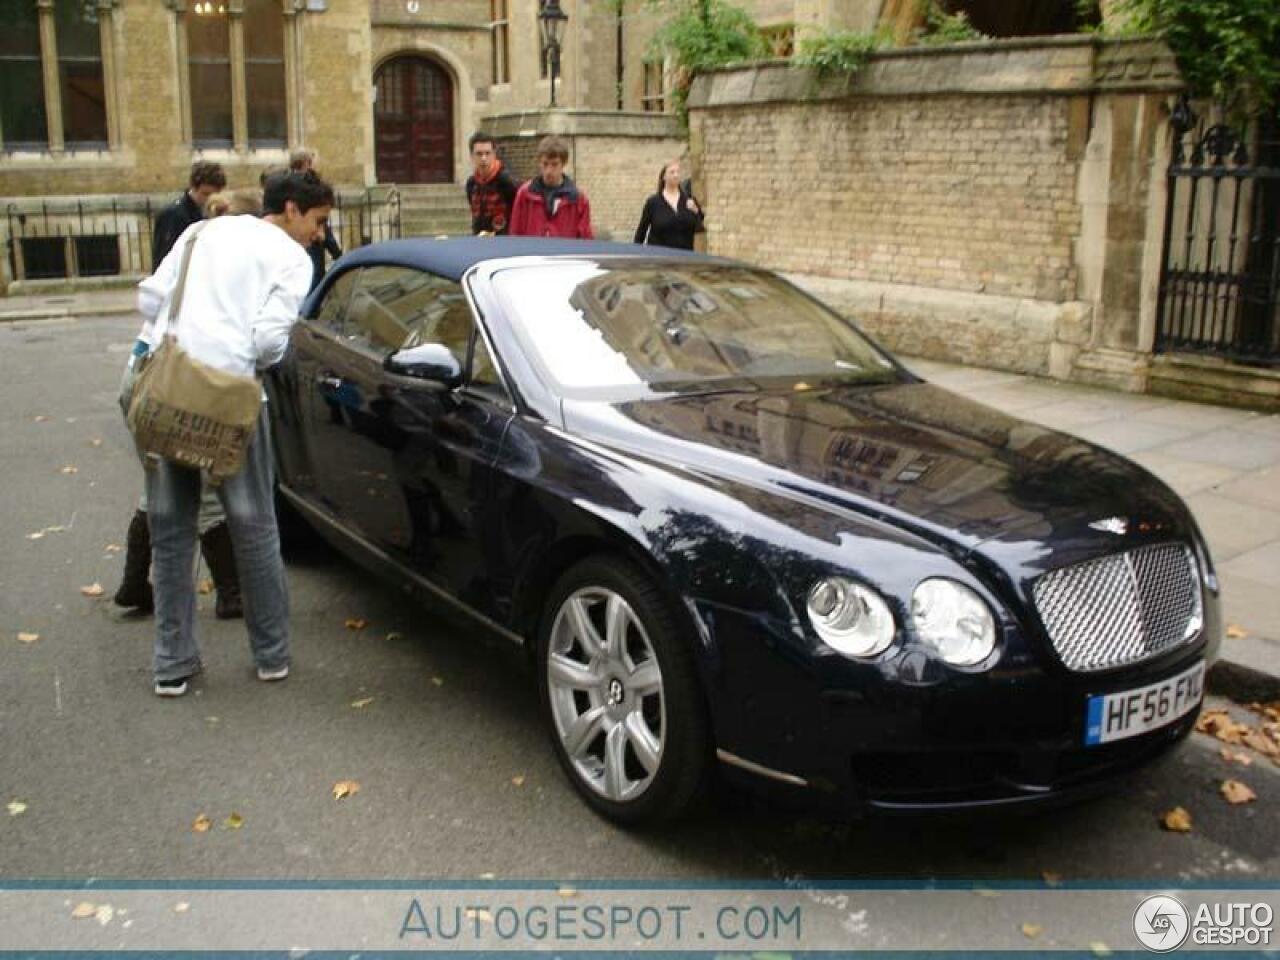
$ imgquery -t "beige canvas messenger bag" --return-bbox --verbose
[127,223,263,482]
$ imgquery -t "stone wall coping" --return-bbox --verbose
[480,109,683,140]
[0,186,381,214]
[687,36,1182,109]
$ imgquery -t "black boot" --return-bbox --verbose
[112,509,154,613]
[199,522,243,620]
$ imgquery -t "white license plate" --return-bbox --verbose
[1084,660,1205,746]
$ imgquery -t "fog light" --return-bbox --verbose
[806,577,895,659]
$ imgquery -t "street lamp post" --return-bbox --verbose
[538,0,569,108]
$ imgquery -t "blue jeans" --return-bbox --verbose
[145,407,289,682]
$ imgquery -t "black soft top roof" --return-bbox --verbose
[303,236,718,315]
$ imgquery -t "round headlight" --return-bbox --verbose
[806,577,896,659]
[910,578,996,666]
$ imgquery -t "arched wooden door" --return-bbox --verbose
[374,56,454,184]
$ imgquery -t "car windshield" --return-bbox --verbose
[491,260,903,400]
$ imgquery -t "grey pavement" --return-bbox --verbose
[2,289,1276,695]
[906,357,1280,700]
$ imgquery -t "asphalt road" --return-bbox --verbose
[2,314,1277,893]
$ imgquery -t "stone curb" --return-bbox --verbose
[0,302,136,323]
[1207,659,1280,705]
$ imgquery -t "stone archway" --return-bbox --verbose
[373,55,454,184]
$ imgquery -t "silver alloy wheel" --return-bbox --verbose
[546,586,666,803]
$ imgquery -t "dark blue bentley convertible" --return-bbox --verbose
[266,237,1219,823]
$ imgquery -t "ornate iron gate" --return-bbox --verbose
[1155,99,1280,365]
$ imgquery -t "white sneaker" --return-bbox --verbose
[257,664,289,682]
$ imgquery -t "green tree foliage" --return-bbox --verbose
[914,0,988,45]
[793,27,890,78]
[647,0,769,117]
[1101,0,1280,115]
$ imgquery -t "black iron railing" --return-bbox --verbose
[1155,99,1280,365]
[4,188,401,285]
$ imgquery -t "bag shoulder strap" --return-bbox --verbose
[166,220,208,335]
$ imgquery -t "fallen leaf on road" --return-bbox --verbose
[17,632,39,644]
[8,801,27,816]
[479,872,495,880]
[511,775,525,787]
[1197,710,1250,744]
[345,618,367,630]
[431,676,444,687]
[90,438,103,447]
[974,888,999,899]
[105,544,122,553]
[1220,748,1254,766]
[80,583,105,598]
[1225,624,1248,640]
[332,780,360,800]
[557,886,578,898]
[59,465,78,475]
[1041,871,1063,887]
[174,902,190,913]
[93,904,114,926]
[224,812,243,830]
[33,415,50,423]
[1021,923,1043,939]
[1243,730,1280,757]
[71,902,96,919]
[1221,780,1257,804]
[350,697,375,709]
[26,531,45,540]
[65,417,77,424]
[196,579,213,595]
[192,814,212,833]
[1090,942,1112,957]
[1160,806,1193,832]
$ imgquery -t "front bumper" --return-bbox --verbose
[698,599,1217,816]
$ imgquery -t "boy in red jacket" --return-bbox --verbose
[508,135,594,239]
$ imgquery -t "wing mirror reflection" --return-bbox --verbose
[385,343,464,389]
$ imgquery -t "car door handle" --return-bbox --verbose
[315,373,344,390]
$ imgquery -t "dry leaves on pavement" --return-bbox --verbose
[104,543,122,553]
[1197,709,1250,744]
[197,579,214,595]
[17,632,39,644]
[332,780,360,800]
[431,676,444,687]
[1220,780,1257,805]
[8,801,28,816]
[70,902,97,919]
[90,438,103,447]
[79,583,105,598]
[59,465,78,475]
[192,814,212,833]
[223,813,244,830]
[1160,806,1193,832]
[345,618,367,631]
[1021,923,1043,939]
[350,697,375,709]
[511,775,525,787]
[1225,624,1249,640]
[1220,748,1254,766]
[33,415,50,423]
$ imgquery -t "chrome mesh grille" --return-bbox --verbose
[1032,543,1202,673]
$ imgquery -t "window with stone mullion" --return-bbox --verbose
[55,0,107,146]
[188,1,234,147]
[243,0,285,147]
[0,0,48,148]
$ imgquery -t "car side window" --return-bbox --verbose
[313,269,357,335]
[344,266,417,356]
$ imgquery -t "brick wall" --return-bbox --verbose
[699,94,1081,302]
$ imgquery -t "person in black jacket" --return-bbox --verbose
[465,132,519,235]
[151,161,226,267]
[289,150,343,291]
[633,160,704,250]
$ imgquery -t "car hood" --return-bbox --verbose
[561,382,1194,576]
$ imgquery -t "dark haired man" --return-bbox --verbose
[152,161,227,266]
[508,135,593,239]
[288,149,343,289]
[465,132,518,235]
[136,172,335,697]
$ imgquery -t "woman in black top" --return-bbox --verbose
[633,160,704,250]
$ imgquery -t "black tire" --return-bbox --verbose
[536,554,712,825]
